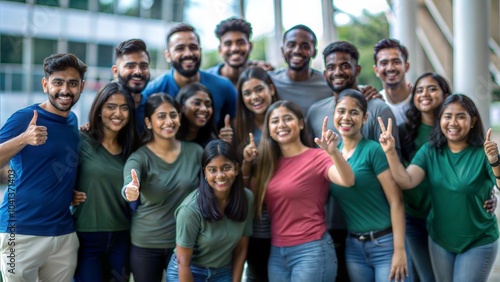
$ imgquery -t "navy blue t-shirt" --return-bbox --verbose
[142,69,237,129]
[0,104,79,236]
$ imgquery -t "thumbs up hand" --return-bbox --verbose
[218,114,233,144]
[484,128,499,164]
[125,169,141,202]
[23,110,48,146]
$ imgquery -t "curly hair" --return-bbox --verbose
[215,17,252,40]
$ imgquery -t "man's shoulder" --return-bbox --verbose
[199,70,234,89]
[144,71,173,93]
[205,63,224,75]
[308,96,334,114]
[368,97,393,111]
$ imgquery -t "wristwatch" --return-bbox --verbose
[491,154,500,167]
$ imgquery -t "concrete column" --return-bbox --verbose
[389,0,419,83]
[321,0,336,44]
[269,0,283,67]
[453,0,490,129]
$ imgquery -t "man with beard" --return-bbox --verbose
[306,41,400,282]
[373,38,412,126]
[207,17,273,87]
[112,39,151,133]
[0,53,86,281]
[268,24,332,115]
[143,23,237,129]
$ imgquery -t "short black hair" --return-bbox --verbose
[373,38,409,64]
[282,24,317,47]
[43,53,87,80]
[115,39,150,62]
[215,17,252,40]
[323,41,359,64]
[165,23,200,48]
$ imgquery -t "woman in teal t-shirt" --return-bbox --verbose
[166,140,253,282]
[380,94,500,282]
[329,89,409,282]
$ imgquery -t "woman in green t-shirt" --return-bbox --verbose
[380,94,500,282]
[166,140,253,282]
[73,81,140,281]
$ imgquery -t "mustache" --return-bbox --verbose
[55,93,74,98]
[180,56,198,63]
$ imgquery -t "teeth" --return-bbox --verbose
[448,129,459,132]
[183,60,193,64]
[333,78,345,83]
[59,96,71,100]
[216,181,226,185]
[132,77,142,81]
[340,123,352,127]
[291,56,303,61]
[252,101,263,106]
[277,131,289,136]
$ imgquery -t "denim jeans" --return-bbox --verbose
[428,236,498,282]
[405,215,434,282]
[166,254,232,282]
[130,244,173,282]
[74,231,130,282]
[268,232,337,282]
[345,232,412,282]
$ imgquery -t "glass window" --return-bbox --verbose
[99,0,114,14]
[33,38,57,65]
[97,44,114,67]
[36,0,59,7]
[68,41,87,64]
[1,35,23,64]
[69,0,88,10]
[148,49,158,69]
[32,74,44,92]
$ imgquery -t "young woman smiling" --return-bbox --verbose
[328,89,410,282]
[166,140,253,282]
[380,94,500,282]
[122,93,203,282]
[73,81,139,282]
[243,100,354,281]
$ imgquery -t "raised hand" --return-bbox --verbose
[125,169,141,202]
[484,128,499,164]
[23,110,48,146]
[71,190,87,206]
[218,114,233,144]
[378,117,395,153]
[243,133,258,163]
[314,116,339,155]
[80,122,90,132]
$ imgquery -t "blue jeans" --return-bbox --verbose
[268,232,337,282]
[405,215,434,282]
[74,231,130,282]
[166,254,232,282]
[130,244,173,282]
[428,236,498,282]
[345,232,412,282]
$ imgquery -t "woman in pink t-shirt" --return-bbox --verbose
[242,100,354,281]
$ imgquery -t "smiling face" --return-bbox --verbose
[113,51,150,94]
[323,52,359,94]
[145,101,181,140]
[334,96,367,140]
[204,155,239,197]
[241,78,275,116]
[373,48,409,88]
[101,93,130,135]
[218,31,252,68]
[414,76,446,114]
[182,91,213,129]
[42,67,85,116]
[281,29,316,72]
[166,31,202,77]
[439,102,476,145]
[268,106,304,145]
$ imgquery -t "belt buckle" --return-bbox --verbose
[358,235,366,241]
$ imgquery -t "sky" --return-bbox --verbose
[185,0,390,50]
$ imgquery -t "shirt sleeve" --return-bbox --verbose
[175,204,202,248]
[0,110,31,143]
[316,149,334,180]
[370,143,390,175]
[411,143,430,172]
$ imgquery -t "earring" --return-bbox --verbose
[147,126,152,130]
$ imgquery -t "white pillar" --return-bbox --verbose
[321,0,336,44]
[269,0,283,67]
[389,0,418,83]
[453,0,490,129]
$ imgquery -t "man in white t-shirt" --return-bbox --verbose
[373,38,412,126]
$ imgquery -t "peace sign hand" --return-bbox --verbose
[378,117,395,153]
[243,133,258,163]
[484,128,499,164]
[314,117,339,155]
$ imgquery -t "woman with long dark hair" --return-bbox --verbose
[122,93,202,282]
[166,140,253,281]
[380,94,500,281]
[73,81,139,281]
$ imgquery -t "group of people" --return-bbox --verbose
[0,16,499,282]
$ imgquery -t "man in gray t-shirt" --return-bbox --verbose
[269,24,332,116]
